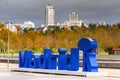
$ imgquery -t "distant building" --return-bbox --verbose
[14,21,35,30]
[5,22,17,32]
[108,47,120,55]
[5,21,35,32]
[41,6,88,30]
[23,21,35,28]
[69,11,78,23]
[45,4,55,26]
[63,12,85,27]
[96,21,106,26]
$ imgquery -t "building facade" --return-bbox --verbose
[5,22,17,32]
[14,21,35,29]
[69,12,78,23]
[64,12,83,27]
[45,4,55,26]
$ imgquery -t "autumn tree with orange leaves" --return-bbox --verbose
[0,21,120,54]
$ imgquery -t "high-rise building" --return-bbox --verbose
[45,4,55,26]
[63,12,84,27]
[69,12,78,23]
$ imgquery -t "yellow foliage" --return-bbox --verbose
[0,25,120,53]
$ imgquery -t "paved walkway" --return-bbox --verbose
[0,63,120,80]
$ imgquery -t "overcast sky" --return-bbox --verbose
[0,0,120,26]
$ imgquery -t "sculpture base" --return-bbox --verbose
[11,68,107,77]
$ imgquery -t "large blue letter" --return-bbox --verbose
[78,38,98,72]
[19,50,33,68]
[19,50,25,68]
[58,48,67,70]
[43,49,57,69]
[67,48,79,71]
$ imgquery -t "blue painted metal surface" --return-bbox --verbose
[31,54,41,68]
[24,51,33,68]
[19,50,33,68]
[43,49,57,69]
[85,52,98,72]
[58,48,67,70]
[67,48,79,71]
[39,55,44,68]
[58,48,79,71]
[19,50,25,68]
[43,49,52,69]
[58,48,67,54]
[78,38,98,72]
[78,38,97,51]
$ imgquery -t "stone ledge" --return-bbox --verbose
[11,68,108,77]
[0,58,120,69]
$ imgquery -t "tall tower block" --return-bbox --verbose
[45,4,55,26]
[69,12,78,23]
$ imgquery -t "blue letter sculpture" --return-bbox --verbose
[58,48,79,71]
[19,50,32,68]
[58,48,67,70]
[78,38,98,72]
[43,49,58,69]
[67,48,79,71]
[19,37,98,72]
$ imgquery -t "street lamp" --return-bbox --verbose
[6,21,12,69]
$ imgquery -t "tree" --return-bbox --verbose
[70,25,78,31]
[0,22,4,28]
[15,25,21,32]
[89,23,96,31]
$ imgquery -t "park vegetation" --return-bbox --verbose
[0,22,120,54]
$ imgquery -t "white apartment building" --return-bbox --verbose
[5,21,35,32]
[96,21,106,26]
[14,21,35,30]
[5,22,17,32]
[45,4,55,26]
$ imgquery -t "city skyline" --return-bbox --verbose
[0,0,120,26]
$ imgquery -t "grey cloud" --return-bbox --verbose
[0,0,120,26]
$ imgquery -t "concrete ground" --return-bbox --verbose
[0,63,120,80]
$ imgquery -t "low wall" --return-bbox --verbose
[0,58,120,69]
